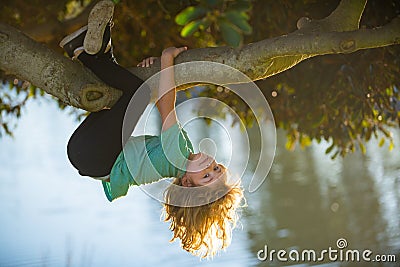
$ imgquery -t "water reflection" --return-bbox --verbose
[246,128,400,266]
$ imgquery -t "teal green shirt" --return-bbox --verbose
[102,122,194,201]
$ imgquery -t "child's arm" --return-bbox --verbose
[136,47,187,131]
[157,47,187,131]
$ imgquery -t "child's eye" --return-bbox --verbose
[203,174,209,178]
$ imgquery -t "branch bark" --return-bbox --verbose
[0,23,121,112]
[297,0,367,32]
[0,0,399,112]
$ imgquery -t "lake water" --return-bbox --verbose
[0,96,399,267]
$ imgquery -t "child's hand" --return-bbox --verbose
[137,57,157,67]
[161,46,188,60]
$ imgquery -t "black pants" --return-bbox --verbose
[67,52,150,177]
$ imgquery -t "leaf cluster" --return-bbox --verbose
[0,74,43,137]
[175,0,252,46]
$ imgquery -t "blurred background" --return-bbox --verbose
[1,0,400,266]
[0,92,399,266]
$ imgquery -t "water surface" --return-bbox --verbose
[0,97,399,266]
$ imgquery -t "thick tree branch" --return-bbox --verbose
[325,0,367,30]
[297,0,368,32]
[0,23,121,112]
[130,15,400,82]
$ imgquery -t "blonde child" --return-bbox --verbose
[60,0,243,257]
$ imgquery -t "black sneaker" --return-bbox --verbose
[84,0,114,55]
[59,25,87,58]
[59,25,112,59]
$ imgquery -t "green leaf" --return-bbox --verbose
[2,123,12,136]
[175,6,207,26]
[389,140,394,151]
[379,126,391,138]
[350,143,355,153]
[219,20,242,47]
[224,11,252,34]
[378,138,385,147]
[365,128,372,141]
[331,151,339,160]
[300,134,312,148]
[285,137,296,151]
[180,20,202,37]
[29,86,36,97]
[228,0,251,12]
[361,119,369,128]
[325,143,335,154]
[359,142,366,154]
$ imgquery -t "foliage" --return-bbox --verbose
[0,0,399,158]
[0,77,34,137]
[175,0,252,46]
[259,47,400,159]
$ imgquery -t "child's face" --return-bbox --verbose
[183,153,224,187]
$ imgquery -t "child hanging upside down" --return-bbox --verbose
[60,0,243,258]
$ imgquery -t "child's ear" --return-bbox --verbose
[181,175,192,187]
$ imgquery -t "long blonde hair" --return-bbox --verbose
[163,170,244,258]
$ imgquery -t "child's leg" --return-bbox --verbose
[67,53,150,177]
[78,52,135,94]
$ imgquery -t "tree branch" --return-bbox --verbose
[0,23,121,112]
[297,0,368,32]
[325,0,367,30]
[130,15,400,82]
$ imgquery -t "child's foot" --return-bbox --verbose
[59,25,87,58]
[84,0,114,55]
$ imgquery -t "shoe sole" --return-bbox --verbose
[84,0,114,55]
[59,25,88,48]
